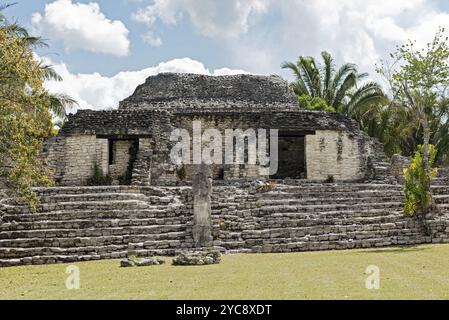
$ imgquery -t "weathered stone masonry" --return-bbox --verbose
[2,73,449,267]
[1,183,449,266]
[43,73,388,185]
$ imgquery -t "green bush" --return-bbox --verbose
[297,95,336,112]
[403,144,438,216]
[87,162,113,186]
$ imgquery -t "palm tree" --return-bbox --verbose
[282,51,386,122]
[1,2,77,124]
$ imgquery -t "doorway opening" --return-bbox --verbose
[271,131,308,179]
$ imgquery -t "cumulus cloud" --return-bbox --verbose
[129,0,449,78]
[39,57,249,111]
[141,31,163,47]
[132,0,268,42]
[32,0,130,56]
[267,0,449,79]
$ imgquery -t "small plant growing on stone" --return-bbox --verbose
[403,144,438,216]
[87,162,113,186]
[325,175,335,183]
[176,165,188,181]
[256,181,276,192]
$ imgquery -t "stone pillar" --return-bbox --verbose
[192,163,213,248]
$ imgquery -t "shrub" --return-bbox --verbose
[176,165,188,181]
[403,144,438,216]
[87,162,113,186]
[297,95,336,112]
[325,175,335,183]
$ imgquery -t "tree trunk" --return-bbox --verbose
[421,115,431,214]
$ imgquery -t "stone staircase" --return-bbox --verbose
[0,186,192,267]
[1,182,449,267]
[211,183,449,253]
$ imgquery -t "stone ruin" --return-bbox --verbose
[42,73,388,185]
[1,73,449,267]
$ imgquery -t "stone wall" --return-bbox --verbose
[305,130,377,181]
[171,113,262,180]
[44,135,109,185]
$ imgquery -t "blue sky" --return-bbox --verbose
[5,0,449,110]
[11,0,280,77]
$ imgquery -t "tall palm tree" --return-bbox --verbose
[282,51,386,121]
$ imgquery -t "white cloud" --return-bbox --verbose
[39,57,249,111]
[239,0,449,80]
[142,31,163,47]
[32,0,130,56]
[132,0,268,41]
[130,0,449,78]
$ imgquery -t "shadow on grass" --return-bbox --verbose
[359,245,431,254]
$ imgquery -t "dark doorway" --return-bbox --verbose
[271,132,306,179]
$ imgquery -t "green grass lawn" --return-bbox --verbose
[2,244,449,300]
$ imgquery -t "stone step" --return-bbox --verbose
[38,192,149,204]
[214,209,406,224]
[270,184,403,192]
[0,217,187,232]
[0,246,177,267]
[227,222,422,238]
[32,186,143,196]
[237,224,424,240]
[248,190,405,200]
[0,225,186,241]
[262,208,404,219]
[1,209,178,223]
[431,186,449,194]
[237,236,431,253]
[214,195,405,206]
[252,202,403,214]
[252,215,415,229]
[268,229,426,243]
[3,200,152,214]
[0,231,189,251]
[251,196,404,207]
[433,195,449,204]
[217,209,406,222]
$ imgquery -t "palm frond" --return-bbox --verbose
[40,64,63,82]
[344,82,385,117]
[281,61,309,96]
[0,2,18,11]
[298,56,320,97]
[48,93,78,118]
[332,72,357,112]
[330,63,358,106]
[320,51,334,103]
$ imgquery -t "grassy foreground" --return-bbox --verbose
[2,244,449,300]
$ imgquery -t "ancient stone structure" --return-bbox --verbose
[1,73,449,267]
[41,73,388,186]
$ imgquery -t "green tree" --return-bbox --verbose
[377,27,449,211]
[1,3,76,124]
[0,3,76,207]
[282,51,386,122]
